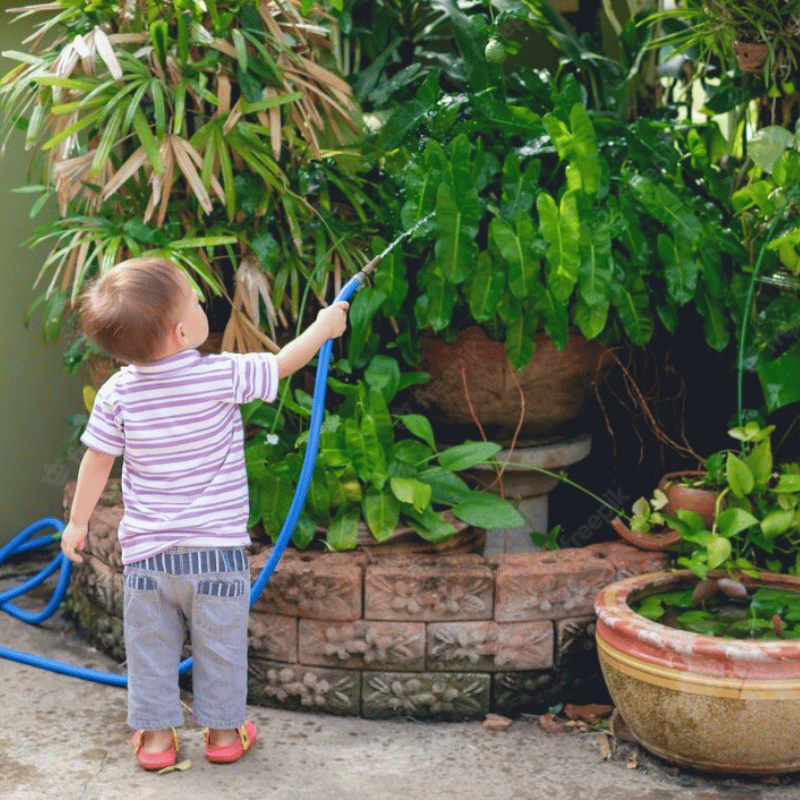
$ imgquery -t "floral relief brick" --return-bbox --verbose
[248,658,360,715]
[555,616,597,666]
[364,555,493,621]
[427,620,554,672]
[250,549,365,621]
[299,619,425,671]
[494,548,615,622]
[583,540,670,580]
[493,670,557,717]
[248,611,298,663]
[70,555,124,618]
[362,671,491,720]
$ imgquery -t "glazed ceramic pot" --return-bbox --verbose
[595,570,800,774]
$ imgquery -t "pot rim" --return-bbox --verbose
[595,570,800,668]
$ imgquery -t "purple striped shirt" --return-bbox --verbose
[81,349,279,564]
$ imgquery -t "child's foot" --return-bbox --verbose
[204,721,257,763]
[131,728,178,770]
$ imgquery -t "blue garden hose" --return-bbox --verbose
[0,270,368,687]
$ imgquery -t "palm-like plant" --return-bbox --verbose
[2,0,373,350]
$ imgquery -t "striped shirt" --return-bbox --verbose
[81,349,279,565]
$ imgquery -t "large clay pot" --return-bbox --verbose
[412,327,609,442]
[595,570,800,774]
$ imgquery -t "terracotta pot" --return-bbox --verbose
[412,327,609,442]
[609,516,680,552]
[595,571,800,774]
[657,470,718,527]
[733,39,769,73]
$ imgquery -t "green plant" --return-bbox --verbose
[634,583,800,639]
[1,0,373,350]
[243,354,525,550]
[647,0,800,90]
[662,423,800,578]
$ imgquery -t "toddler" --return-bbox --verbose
[61,256,348,770]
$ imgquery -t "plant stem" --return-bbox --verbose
[493,460,629,521]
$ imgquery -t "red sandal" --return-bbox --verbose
[131,728,178,771]
[204,721,257,763]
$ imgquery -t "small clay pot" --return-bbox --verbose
[733,39,769,73]
[657,470,718,528]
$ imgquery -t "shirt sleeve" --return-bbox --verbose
[230,352,280,404]
[81,377,125,456]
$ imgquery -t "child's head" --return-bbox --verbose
[81,256,206,363]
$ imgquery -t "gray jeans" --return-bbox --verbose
[123,546,250,731]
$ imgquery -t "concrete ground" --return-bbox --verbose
[2,559,800,800]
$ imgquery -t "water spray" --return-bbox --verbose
[0,214,435,685]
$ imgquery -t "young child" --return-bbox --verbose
[60,256,348,770]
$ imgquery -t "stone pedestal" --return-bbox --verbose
[469,435,592,556]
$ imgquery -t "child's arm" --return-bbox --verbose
[276,301,349,379]
[61,447,116,563]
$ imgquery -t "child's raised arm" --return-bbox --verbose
[276,301,349,379]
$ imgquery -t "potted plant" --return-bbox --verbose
[340,2,746,441]
[649,0,800,85]
[595,421,800,774]
[0,0,371,363]
[243,354,526,552]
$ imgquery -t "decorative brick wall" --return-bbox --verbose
[64,483,669,720]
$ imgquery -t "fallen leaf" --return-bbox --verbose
[597,732,612,760]
[538,713,568,734]
[157,759,192,775]
[626,751,638,769]
[564,703,614,724]
[483,714,513,732]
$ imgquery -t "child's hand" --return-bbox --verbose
[318,301,349,339]
[61,521,89,563]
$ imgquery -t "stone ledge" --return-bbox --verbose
[64,482,670,720]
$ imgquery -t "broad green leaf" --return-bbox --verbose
[307,471,331,525]
[630,174,703,243]
[367,390,394,454]
[749,125,794,172]
[363,486,401,541]
[347,287,386,366]
[490,214,541,301]
[291,512,317,550]
[610,275,654,345]
[400,140,447,228]
[505,307,538,369]
[578,218,613,306]
[706,534,732,570]
[537,190,580,302]
[746,439,773,488]
[758,342,800,413]
[775,474,800,492]
[717,507,759,538]
[392,439,433,467]
[418,468,473,505]
[726,453,755,498]
[435,182,480,284]
[402,506,456,543]
[438,441,502,471]
[259,475,294,540]
[574,294,609,339]
[657,234,698,306]
[365,355,400,403]
[452,494,526,528]
[390,476,432,512]
[326,507,361,551]
[372,247,408,316]
[696,289,730,352]
[536,287,568,352]
[467,249,506,322]
[399,414,437,451]
[761,509,795,539]
[421,268,457,331]
[345,419,373,483]
[500,153,540,220]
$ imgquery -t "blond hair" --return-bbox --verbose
[80,257,187,364]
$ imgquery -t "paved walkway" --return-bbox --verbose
[1,564,799,800]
